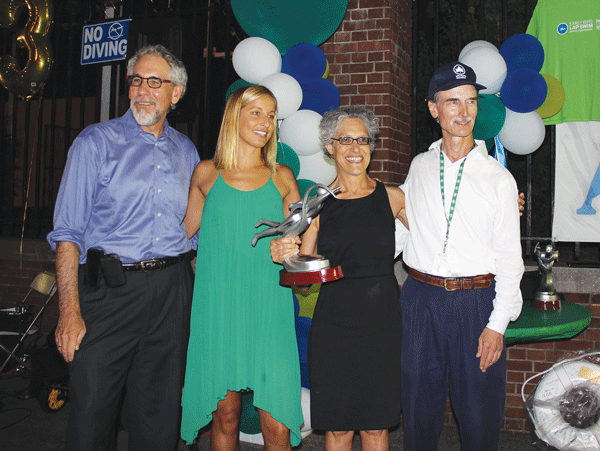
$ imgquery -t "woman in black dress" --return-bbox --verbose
[272,107,408,451]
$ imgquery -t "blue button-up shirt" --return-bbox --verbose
[47,109,200,264]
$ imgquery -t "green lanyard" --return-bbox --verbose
[439,150,466,253]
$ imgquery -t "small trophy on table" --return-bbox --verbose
[251,184,344,286]
[533,242,562,311]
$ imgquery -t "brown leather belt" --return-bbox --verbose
[408,268,494,291]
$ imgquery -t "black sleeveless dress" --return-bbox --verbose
[308,181,402,430]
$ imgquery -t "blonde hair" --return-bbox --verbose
[214,85,278,171]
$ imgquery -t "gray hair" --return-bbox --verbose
[127,44,188,106]
[319,106,379,156]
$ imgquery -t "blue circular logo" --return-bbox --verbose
[108,23,124,40]
[557,23,568,35]
[453,64,466,76]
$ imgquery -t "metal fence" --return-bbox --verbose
[1,0,243,239]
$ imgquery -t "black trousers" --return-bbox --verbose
[66,260,194,451]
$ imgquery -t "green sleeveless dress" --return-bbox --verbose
[180,173,302,445]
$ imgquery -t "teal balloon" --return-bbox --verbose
[239,391,261,434]
[276,142,301,178]
[230,0,348,54]
[225,79,252,101]
[297,179,317,197]
[473,94,506,141]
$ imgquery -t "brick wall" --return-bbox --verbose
[320,0,412,185]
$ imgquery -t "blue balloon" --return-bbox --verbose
[499,33,545,74]
[299,78,341,116]
[500,69,547,113]
[295,316,312,364]
[300,362,310,389]
[282,43,328,85]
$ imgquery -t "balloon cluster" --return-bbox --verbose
[0,0,55,100]
[231,37,340,193]
[459,34,565,156]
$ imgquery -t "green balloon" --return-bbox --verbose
[225,79,252,102]
[239,391,261,435]
[297,179,317,197]
[231,0,348,54]
[276,143,300,178]
[473,94,506,141]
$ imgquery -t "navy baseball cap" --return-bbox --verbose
[428,62,486,99]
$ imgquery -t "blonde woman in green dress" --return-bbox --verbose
[180,85,303,451]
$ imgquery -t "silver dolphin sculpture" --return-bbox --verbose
[251,184,341,247]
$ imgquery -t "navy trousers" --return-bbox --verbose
[400,274,506,451]
[66,260,194,451]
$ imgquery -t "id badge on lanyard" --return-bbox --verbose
[432,252,450,274]
[437,150,466,274]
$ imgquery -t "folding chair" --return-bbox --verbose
[0,271,57,374]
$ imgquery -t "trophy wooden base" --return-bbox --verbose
[532,293,563,311]
[279,266,344,286]
[532,299,562,311]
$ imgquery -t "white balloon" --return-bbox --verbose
[460,46,507,95]
[300,387,312,438]
[232,37,281,84]
[458,40,498,61]
[260,73,303,119]
[279,110,323,156]
[297,151,337,185]
[239,432,263,445]
[498,108,546,155]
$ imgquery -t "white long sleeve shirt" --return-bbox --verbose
[400,139,524,335]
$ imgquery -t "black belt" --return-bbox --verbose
[408,268,494,291]
[122,253,189,271]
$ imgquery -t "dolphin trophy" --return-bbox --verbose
[252,183,344,285]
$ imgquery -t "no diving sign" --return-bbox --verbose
[81,19,132,65]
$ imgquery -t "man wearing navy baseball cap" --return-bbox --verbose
[398,62,524,451]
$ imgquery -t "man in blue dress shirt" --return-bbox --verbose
[47,44,199,451]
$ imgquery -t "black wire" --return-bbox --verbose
[0,407,33,430]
